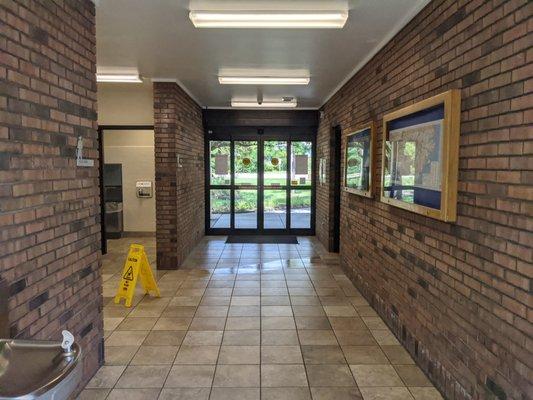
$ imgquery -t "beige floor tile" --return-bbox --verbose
[182,330,223,345]
[361,316,388,330]
[359,387,414,400]
[228,305,260,316]
[261,330,299,345]
[76,389,110,400]
[131,345,178,365]
[261,296,290,306]
[350,365,404,387]
[165,365,216,387]
[323,305,357,317]
[174,345,219,364]
[342,346,389,364]
[143,330,185,346]
[104,346,138,365]
[298,330,337,345]
[408,387,444,400]
[261,364,308,387]
[306,364,355,387]
[159,387,210,399]
[106,388,159,400]
[104,317,124,331]
[310,387,363,400]
[189,317,226,330]
[292,305,326,316]
[115,365,170,388]
[86,366,126,388]
[117,317,158,331]
[231,296,260,306]
[196,305,229,317]
[290,296,321,306]
[106,330,149,346]
[154,317,192,330]
[382,346,414,365]
[395,365,433,386]
[162,306,197,317]
[370,330,400,345]
[301,345,345,364]
[261,345,303,364]
[261,306,293,316]
[226,316,261,330]
[210,387,260,400]
[218,345,260,364]
[222,330,260,345]
[261,316,296,330]
[335,330,376,346]
[295,316,331,330]
[261,387,311,400]
[213,364,260,387]
[329,317,366,331]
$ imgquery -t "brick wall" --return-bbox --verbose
[153,82,204,269]
[316,0,532,399]
[0,0,101,389]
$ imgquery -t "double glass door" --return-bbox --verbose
[208,136,314,234]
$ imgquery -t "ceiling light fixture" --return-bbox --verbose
[189,11,348,29]
[96,74,142,83]
[219,76,310,85]
[231,99,297,108]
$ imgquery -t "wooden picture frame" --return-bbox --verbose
[380,89,461,222]
[344,123,376,198]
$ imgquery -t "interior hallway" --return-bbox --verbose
[79,237,442,400]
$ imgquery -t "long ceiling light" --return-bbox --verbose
[231,99,297,108]
[96,74,142,83]
[189,11,348,29]
[219,76,310,85]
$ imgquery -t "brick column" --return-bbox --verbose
[0,0,102,390]
[154,82,204,269]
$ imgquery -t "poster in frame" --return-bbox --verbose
[344,123,375,198]
[380,89,461,222]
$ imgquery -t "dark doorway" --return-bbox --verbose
[331,125,342,252]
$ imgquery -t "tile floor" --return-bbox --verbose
[78,236,443,400]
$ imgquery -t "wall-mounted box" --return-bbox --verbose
[136,181,153,198]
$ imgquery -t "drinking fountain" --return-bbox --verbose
[0,280,82,400]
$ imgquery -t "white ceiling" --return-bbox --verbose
[95,0,429,109]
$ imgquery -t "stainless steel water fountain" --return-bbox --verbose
[0,280,82,400]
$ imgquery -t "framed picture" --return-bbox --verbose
[319,157,327,185]
[344,124,375,197]
[380,89,461,222]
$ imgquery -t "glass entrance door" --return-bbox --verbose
[208,135,314,234]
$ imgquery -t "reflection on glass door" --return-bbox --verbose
[234,141,258,229]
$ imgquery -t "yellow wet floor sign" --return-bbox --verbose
[114,244,160,307]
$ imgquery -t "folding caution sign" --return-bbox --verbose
[114,244,160,307]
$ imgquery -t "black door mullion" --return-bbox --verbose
[258,134,264,233]
[286,139,291,232]
[230,139,235,230]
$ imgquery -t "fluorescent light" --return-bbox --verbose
[231,99,297,108]
[189,11,348,29]
[96,74,142,83]
[219,76,310,85]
